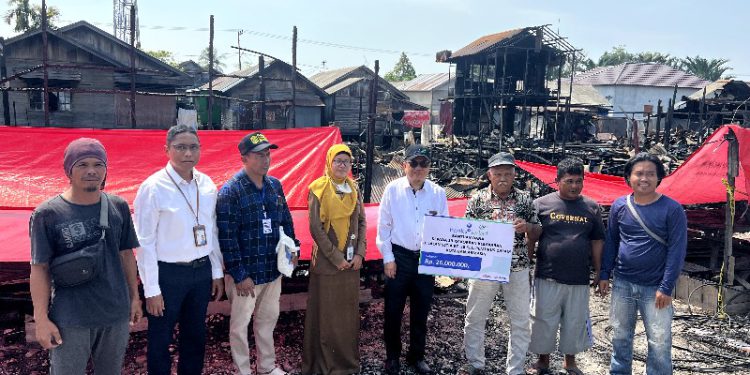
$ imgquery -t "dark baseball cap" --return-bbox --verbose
[238,132,278,155]
[488,152,515,168]
[405,144,431,161]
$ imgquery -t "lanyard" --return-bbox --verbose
[166,169,200,225]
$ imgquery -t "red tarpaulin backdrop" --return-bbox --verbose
[0,126,341,210]
[516,125,750,205]
[1,124,748,263]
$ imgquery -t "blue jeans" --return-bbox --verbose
[609,277,673,375]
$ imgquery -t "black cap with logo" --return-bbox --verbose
[238,132,279,155]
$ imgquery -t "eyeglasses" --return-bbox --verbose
[171,144,200,153]
[409,159,431,168]
[332,159,352,166]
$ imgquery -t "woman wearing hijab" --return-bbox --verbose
[302,144,367,375]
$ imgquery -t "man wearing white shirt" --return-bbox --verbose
[134,125,224,375]
[376,144,449,375]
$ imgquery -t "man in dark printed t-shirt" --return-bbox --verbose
[29,138,141,375]
[527,157,604,375]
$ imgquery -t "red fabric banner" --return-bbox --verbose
[656,125,749,205]
[517,125,750,205]
[403,110,430,128]
[2,124,748,264]
[0,126,341,210]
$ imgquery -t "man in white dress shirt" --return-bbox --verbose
[376,144,449,375]
[134,125,224,375]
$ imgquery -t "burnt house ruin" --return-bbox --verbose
[438,25,581,141]
[675,79,750,130]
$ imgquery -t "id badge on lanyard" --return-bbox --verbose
[261,183,273,234]
[193,224,208,246]
[262,216,273,234]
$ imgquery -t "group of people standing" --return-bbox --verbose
[377,147,686,375]
[29,125,686,375]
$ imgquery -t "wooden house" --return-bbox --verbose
[193,58,327,129]
[309,65,426,137]
[439,25,577,136]
[0,21,191,128]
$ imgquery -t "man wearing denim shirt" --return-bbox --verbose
[217,132,299,375]
[599,152,687,375]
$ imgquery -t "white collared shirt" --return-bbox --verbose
[134,162,223,298]
[376,176,449,264]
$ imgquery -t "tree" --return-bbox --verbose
[4,0,60,32]
[384,52,417,82]
[596,46,680,68]
[198,47,228,73]
[634,51,679,67]
[547,54,595,79]
[680,56,733,81]
[597,46,635,67]
[146,49,179,68]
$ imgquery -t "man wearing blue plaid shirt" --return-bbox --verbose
[217,132,299,375]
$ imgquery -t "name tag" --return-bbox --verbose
[262,218,273,234]
[346,244,355,261]
[193,225,207,247]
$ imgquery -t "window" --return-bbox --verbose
[28,90,72,112]
[29,91,43,110]
[56,91,71,111]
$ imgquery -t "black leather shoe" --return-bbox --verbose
[384,359,400,375]
[409,360,432,374]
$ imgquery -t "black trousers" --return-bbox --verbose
[147,258,212,375]
[383,245,435,362]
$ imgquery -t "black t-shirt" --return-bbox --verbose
[533,192,605,285]
[30,194,139,328]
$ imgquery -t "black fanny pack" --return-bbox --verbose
[49,194,109,288]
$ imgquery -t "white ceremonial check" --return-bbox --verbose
[418,215,514,282]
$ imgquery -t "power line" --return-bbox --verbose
[60,19,432,58]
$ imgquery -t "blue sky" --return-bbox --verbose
[3,0,748,78]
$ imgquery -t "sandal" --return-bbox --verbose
[563,367,584,375]
[525,363,552,375]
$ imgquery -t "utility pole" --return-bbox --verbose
[291,26,297,128]
[129,5,137,128]
[42,0,49,126]
[207,15,214,130]
[0,38,10,125]
[259,55,266,128]
[237,30,244,70]
[363,60,379,203]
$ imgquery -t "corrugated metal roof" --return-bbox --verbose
[686,79,750,100]
[324,77,364,95]
[310,66,410,101]
[573,63,709,89]
[450,28,526,59]
[309,66,360,90]
[198,63,262,92]
[394,73,451,92]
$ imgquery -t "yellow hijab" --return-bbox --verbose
[308,144,358,250]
